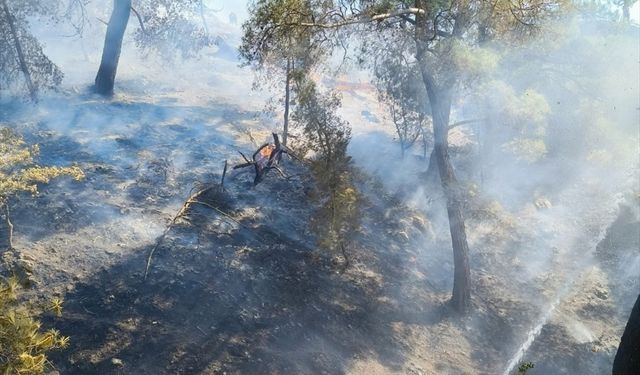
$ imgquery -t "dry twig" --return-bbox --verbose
[143,185,216,280]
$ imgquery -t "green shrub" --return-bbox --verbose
[292,80,360,255]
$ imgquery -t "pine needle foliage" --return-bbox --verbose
[0,127,84,204]
[0,276,69,375]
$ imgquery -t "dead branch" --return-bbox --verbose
[239,150,252,162]
[273,166,287,178]
[221,160,228,188]
[187,199,271,245]
[187,199,239,225]
[143,185,217,280]
[143,180,274,279]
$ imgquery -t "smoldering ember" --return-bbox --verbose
[0,1,638,375]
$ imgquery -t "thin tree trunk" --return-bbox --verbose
[475,119,485,188]
[283,57,292,146]
[2,0,37,101]
[4,202,13,250]
[94,0,131,96]
[422,128,428,158]
[622,0,631,23]
[415,0,471,313]
[613,294,640,374]
[199,0,209,34]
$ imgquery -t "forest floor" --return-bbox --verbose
[0,41,638,374]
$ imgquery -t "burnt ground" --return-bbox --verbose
[37,166,453,375]
[1,94,636,375]
[0,95,465,374]
[40,180,426,374]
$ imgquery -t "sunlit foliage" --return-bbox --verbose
[0,128,84,204]
[0,277,69,375]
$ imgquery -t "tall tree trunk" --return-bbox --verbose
[415,0,471,313]
[283,57,292,146]
[430,88,471,313]
[94,0,131,96]
[2,0,37,101]
[425,148,438,185]
[613,294,640,374]
[622,0,631,23]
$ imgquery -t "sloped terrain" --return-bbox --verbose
[0,11,637,373]
[2,89,636,375]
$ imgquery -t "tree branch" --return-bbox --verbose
[287,8,426,29]
[449,118,486,129]
[130,6,145,33]
[399,13,450,37]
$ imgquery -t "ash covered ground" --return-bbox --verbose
[0,5,638,375]
[1,85,636,375]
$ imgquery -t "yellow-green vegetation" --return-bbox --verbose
[292,81,360,255]
[312,162,360,251]
[0,127,83,249]
[0,127,84,201]
[0,277,69,375]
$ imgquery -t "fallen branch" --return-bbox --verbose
[188,199,241,226]
[273,165,287,178]
[143,185,217,280]
[143,177,271,279]
[188,199,269,244]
